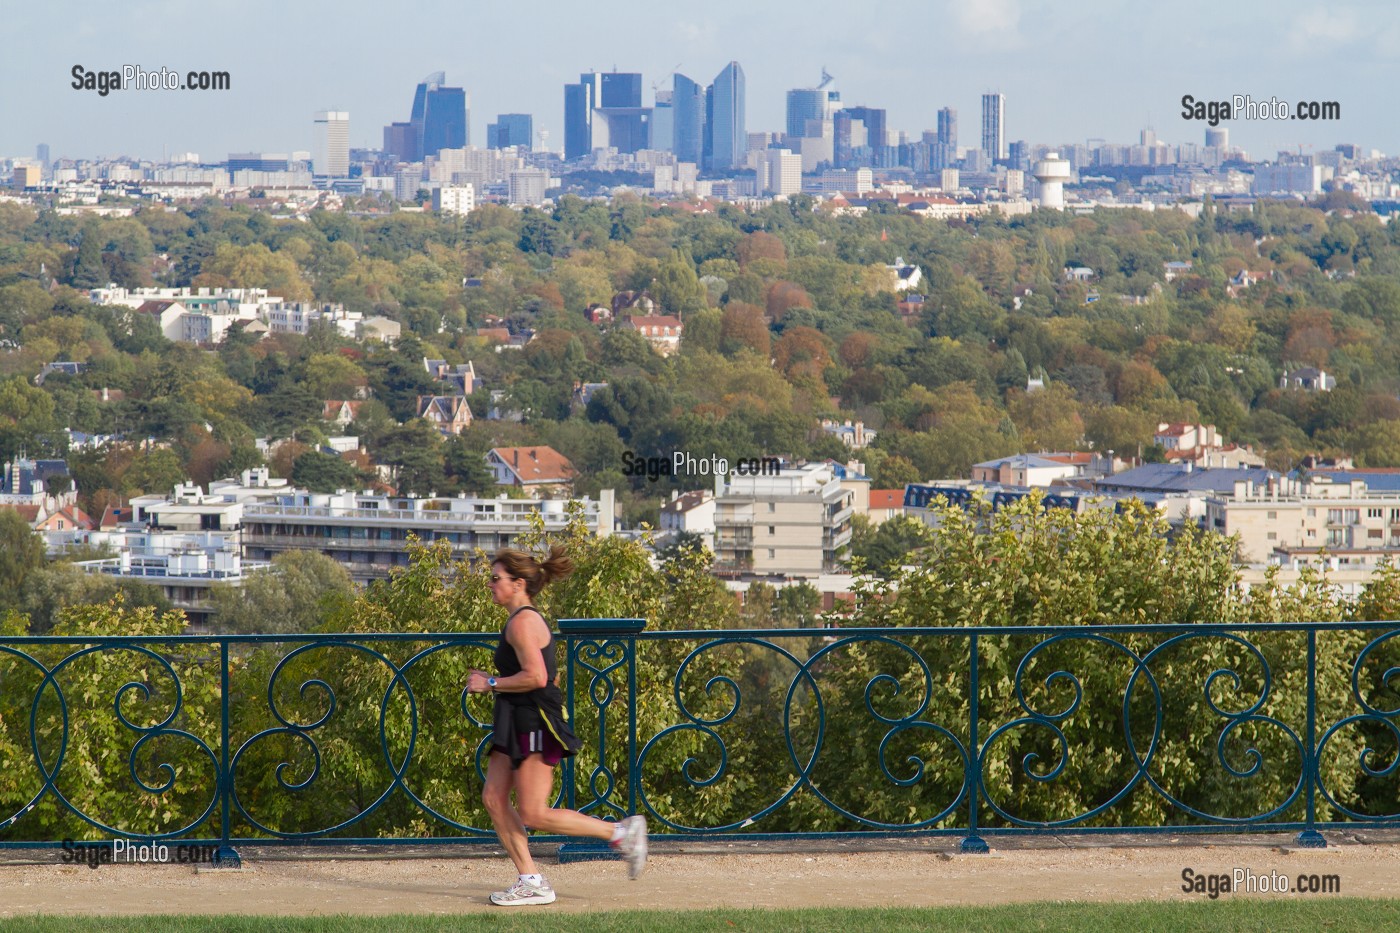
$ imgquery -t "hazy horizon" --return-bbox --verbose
[3,0,1395,164]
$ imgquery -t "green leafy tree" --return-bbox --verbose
[290,451,362,493]
[208,550,354,634]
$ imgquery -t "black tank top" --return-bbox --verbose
[493,606,558,683]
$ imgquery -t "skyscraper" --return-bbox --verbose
[842,106,886,150]
[313,111,350,177]
[981,92,1005,161]
[383,73,468,161]
[672,73,705,165]
[937,107,957,149]
[564,72,650,159]
[651,90,674,153]
[421,84,468,157]
[705,62,745,172]
[563,74,602,160]
[786,69,840,139]
[487,114,533,150]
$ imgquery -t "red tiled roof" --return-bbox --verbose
[489,446,576,484]
[869,490,904,511]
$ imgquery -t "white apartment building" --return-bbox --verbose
[76,530,270,627]
[756,149,802,197]
[432,184,476,216]
[509,169,549,207]
[712,463,854,579]
[241,489,615,583]
[264,301,362,338]
[313,111,350,178]
[1205,475,1400,563]
[815,168,873,195]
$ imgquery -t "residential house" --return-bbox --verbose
[1163,260,1194,282]
[423,359,480,395]
[487,446,577,497]
[34,361,86,386]
[417,395,474,436]
[884,258,923,292]
[357,316,401,344]
[617,315,683,356]
[659,490,716,551]
[322,400,366,428]
[866,490,904,525]
[1280,367,1335,392]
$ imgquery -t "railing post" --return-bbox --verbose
[212,638,241,868]
[556,618,646,863]
[961,633,989,853]
[1297,627,1327,849]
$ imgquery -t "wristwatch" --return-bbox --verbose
[487,677,498,691]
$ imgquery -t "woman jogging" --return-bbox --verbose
[466,545,648,906]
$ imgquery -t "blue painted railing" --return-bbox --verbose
[4,619,1400,863]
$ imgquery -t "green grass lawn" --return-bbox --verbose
[0,900,1395,933]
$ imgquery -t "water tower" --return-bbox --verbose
[1032,152,1072,209]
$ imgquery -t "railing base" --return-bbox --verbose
[210,845,243,868]
[1294,830,1327,849]
[557,841,620,864]
[959,835,991,854]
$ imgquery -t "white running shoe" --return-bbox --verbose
[489,877,556,906]
[614,814,648,880]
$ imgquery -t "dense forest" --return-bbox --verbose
[2,189,1399,534]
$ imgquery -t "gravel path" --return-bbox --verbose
[0,835,1395,915]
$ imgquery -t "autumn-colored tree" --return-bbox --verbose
[719,302,770,357]
[773,326,834,384]
[736,231,787,271]
[765,281,813,321]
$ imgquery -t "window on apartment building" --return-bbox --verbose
[1307,529,1316,538]
[767,549,775,559]
[1371,528,1385,539]
[1267,532,1277,540]
[1328,530,1346,547]
[768,526,775,535]
[1267,511,1277,520]
[1307,508,1316,517]
[1347,509,1361,524]
[1328,509,1343,525]
[768,502,776,512]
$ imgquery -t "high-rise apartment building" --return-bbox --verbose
[313,111,350,177]
[757,148,802,196]
[705,61,745,172]
[487,114,533,150]
[981,92,1006,161]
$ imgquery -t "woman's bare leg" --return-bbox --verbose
[480,750,537,875]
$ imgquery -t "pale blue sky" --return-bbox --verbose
[2,0,1395,163]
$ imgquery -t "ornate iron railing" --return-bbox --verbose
[3,619,1400,864]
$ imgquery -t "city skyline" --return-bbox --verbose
[2,0,1394,163]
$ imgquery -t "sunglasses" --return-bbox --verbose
[490,575,513,584]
